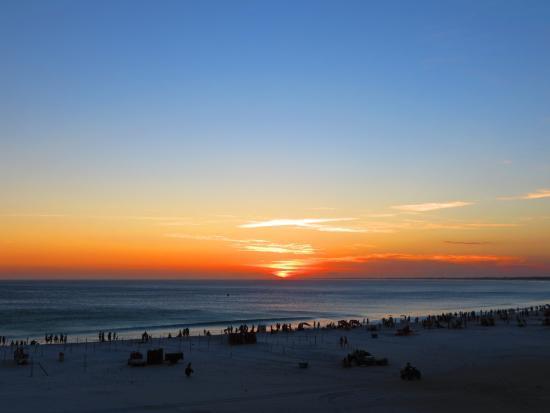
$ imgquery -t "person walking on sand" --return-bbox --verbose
[185,362,194,377]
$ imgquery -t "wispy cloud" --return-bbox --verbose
[359,220,516,232]
[166,233,315,255]
[314,226,369,233]
[498,188,550,201]
[354,253,521,265]
[256,252,522,277]
[391,201,473,212]
[240,218,352,228]
[240,242,315,255]
[314,253,520,265]
[254,260,313,278]
[239,218,368,233]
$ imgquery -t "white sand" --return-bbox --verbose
[1,316,550,413]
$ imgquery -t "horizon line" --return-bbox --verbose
[1,276,549,282]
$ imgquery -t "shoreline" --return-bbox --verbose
[4,302,549,345]
[4,279,550,343]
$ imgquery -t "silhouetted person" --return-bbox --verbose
[401,362,421,380]
[185,362,194,377]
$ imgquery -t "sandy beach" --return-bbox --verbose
[2,310,549,413]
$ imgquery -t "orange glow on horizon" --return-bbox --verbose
[1,209,549,279]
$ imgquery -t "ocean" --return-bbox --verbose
[1,279,549,341]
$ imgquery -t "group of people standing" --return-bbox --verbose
[177,328,190,337]
[98,331,118,342]
[270,323,293,333]
[45,333,68,344]
[224,324,256,334]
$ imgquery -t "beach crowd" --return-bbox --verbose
[1,304,548,348]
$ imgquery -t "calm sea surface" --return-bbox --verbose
[1,279,549,341]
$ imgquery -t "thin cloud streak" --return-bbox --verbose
[166,233,315,255]
[242,244,315,254]
[317,253,521,265]
[360,220,516,232]
[314,226,369,233]
[239,218,368,233]
[391,201,473,212]
[257,252,523,278]
[254,260,310,278]
[240,218,354,228]
[498,188,550,201]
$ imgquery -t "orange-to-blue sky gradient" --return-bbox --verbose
[1,0,549,279]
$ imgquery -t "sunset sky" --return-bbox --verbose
[1,1,549,278]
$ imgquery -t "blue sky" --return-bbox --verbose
[2,2,549,198]
[1,1,549,277]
